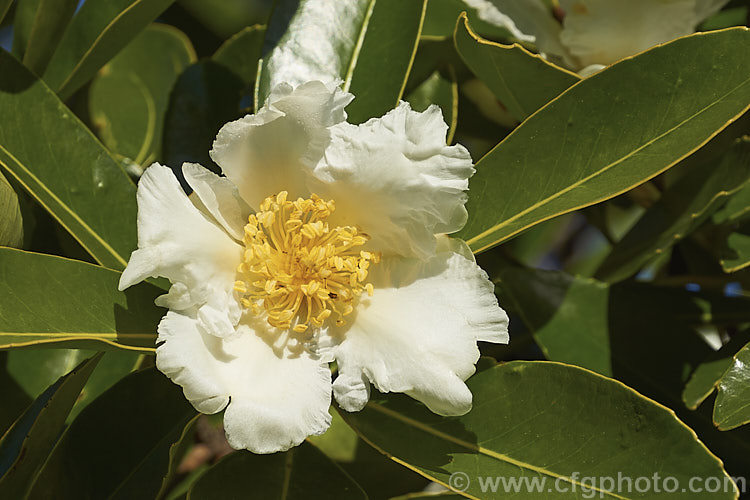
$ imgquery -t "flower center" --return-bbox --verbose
[235,191,380,333]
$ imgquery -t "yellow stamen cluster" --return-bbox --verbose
[235,191,380,333]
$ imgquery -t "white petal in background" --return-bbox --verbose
[311,103,475,260]
[118,163,242,337]
[157,311,334,454]
[210,81,353,209]
[332,236,509,416]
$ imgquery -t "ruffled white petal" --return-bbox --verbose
[310,103,474,259]
[118,163,242,338]
[156,311,333,454]
[210,81,353,209]
[559,0,699,67]
[464,0,576,68]
[183,163,251,241]
[332,236,508,416]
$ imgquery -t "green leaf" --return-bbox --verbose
[0,0,11,26]
[714,342,750,430]
[0,248,161,352]
[496,266,750,407]
[21,0,78,75]
[156,414,200,500]
[179,0,268,38]
[340,361,738,499]
[454,13,579,122]
[683,334,750,410]
[0,353,32,437]
[7,349,92,398]
[11,0,40,59]
[162,60,245,173]
[596,137,750,282]
[405,70,458,144]
[421,0,513,39]
[187,442,368,500]
[458,28,750,253]
[0,355,100,499]
[0,170,22,248]
[721,232,750,272]
[26,367,196,499]
[42,0,177,100]
[0,49,138,269]
[212,24,265,89]
[258,0,426,124]
[308,410,359,463]
[714,182,750,224]
[89,23,195,168]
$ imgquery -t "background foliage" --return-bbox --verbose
[0,0,749,498]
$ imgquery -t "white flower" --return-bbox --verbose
[465,0,729,74]
[118,81,509,454]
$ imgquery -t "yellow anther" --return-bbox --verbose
[234,191,380,332]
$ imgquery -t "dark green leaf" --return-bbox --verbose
[162,60,245,173]
[178,0,268,38]
[340,361,737,499]
[26,367,196,499]
[42,0,176,100]
[714,182,750,224]
[7,349,92,398]
[11,0,40,59]
[0,248,161,352]
[721,232,750,272]
[714,342,750,430]
[0,355,100,499]
[421,0,512,39]
[212,24,265,90]
[597,137,750,282]
[406,70,458,144]
[0,49,137,269]
[496,266,750,409]
[258,0,426,124]
[156,414,200,500]
[187,442,368,500]
[454,13,579,121]
[0,0,11,26]
[0,170,22,247]
[89,23,196,167]
[21,0,78,75]
[458,28,750,253]
[0,353,32,438]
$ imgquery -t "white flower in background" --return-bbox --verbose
[465,0,729,75]
[118,81,509,454]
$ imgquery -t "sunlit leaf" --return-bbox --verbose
[89,23,195,169]
[0,49,138,269]
[43,0,176,100]
[714,342,750,430]
[341,361,738,499]
[454,13,579,121]
[458,28,750,253]
[0,248,161,352]
[0,170,22,248]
